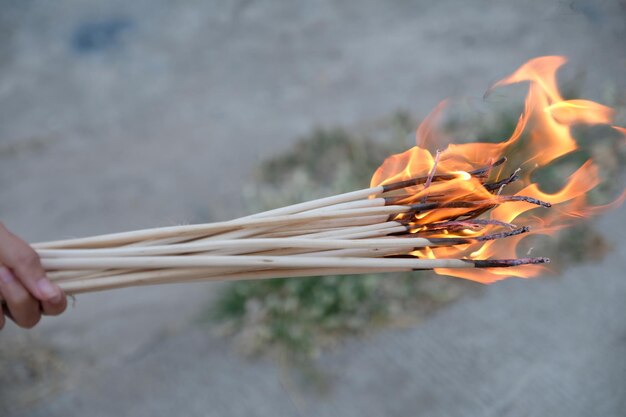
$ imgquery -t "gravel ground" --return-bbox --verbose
[1,0,625,416]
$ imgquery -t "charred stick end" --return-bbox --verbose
[410,256,550,271]
[426,236,474,245]
[473,257,550,268]
[503,195,552,207]
[484,171,521,191]
[439,219,517,230]
[491,156,507,169]
[475,226,530,241]
[469,156,507,176]
[422,226,529,246]
[382,178,426,193]
[409,196,551,212]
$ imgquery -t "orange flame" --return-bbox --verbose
[371,56,625,283]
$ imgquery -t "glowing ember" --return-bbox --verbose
[371,56,625,283]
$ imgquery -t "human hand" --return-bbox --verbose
[0,223,67,329]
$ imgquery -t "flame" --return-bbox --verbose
[372,56,625,283]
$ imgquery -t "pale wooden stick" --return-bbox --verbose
[34,205,411,249]
[263,215,389,231]
[302,198,386,214]
[286,221,404,239]
[47,270,99,280]
[60,267,410,294]
[173,266,408,285]
[213,216,390,241]
[242,188,384,219]
[34,159,510,250]
[182,202,387,244]
[54,255,546,295]
[39,186,528,249]
[37,236,469,259]
[45,223,428,281]
[149,218,400,257]
[49,248,403,283]
[146,214,389,244]
[125,211,383,248]
[319,224,407,240]
[235,241,402,257]
[40,255,501,271]
[49,269,124,282]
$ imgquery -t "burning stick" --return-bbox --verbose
[34,193,547,251]
[49,257,550,295]
[421,149,441,203]
[38,228,530,258]
[34,160,510,250]
[4,55,621,301]
[40,255,549,271]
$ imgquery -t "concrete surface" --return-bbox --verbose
[1,0,626,416]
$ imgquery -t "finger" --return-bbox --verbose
[0,266,41,328]
[0,305,5,330]
[42,294,67,316]
[0,223,62,303]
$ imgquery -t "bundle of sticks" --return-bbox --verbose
[31,156,549,295]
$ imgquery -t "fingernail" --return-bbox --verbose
[36,278,60,300]
[49,292,64,304]
[0,267,15,284]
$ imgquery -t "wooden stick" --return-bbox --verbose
[258,220,402,239]
[49,247,404,284]
[54,255,546,295]
[243,157,508,220]
[59,267,410,294]
[35,185,545,251]
[303,198,386,214]
[33,205,413,249]
[242,188,384,219]
[155,215,393,254]
[35,159,511,250]
[421,149,441,204]
[36,234,499,259]
[247,215,390,232]
[167,220,404,256]
[41,255,548,271]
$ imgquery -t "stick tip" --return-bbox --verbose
[474,257,550,268]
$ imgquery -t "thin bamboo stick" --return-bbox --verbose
[54,255,546,295]
[303,198,386,214]
[242,188,383,219]
[38,237,475,258]
[162,215,393,254]
[294,220,402,237]
[273,220,393,238]
[49,246,404,285]
[34,205,412,249]
[242,157,507,220]
[41,255,548,271]
[60,267,410,294]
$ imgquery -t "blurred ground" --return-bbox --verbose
[1,0,625,416]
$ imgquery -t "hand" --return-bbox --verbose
[0,223,67,329]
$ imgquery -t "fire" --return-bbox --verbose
[371,56,625,283]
